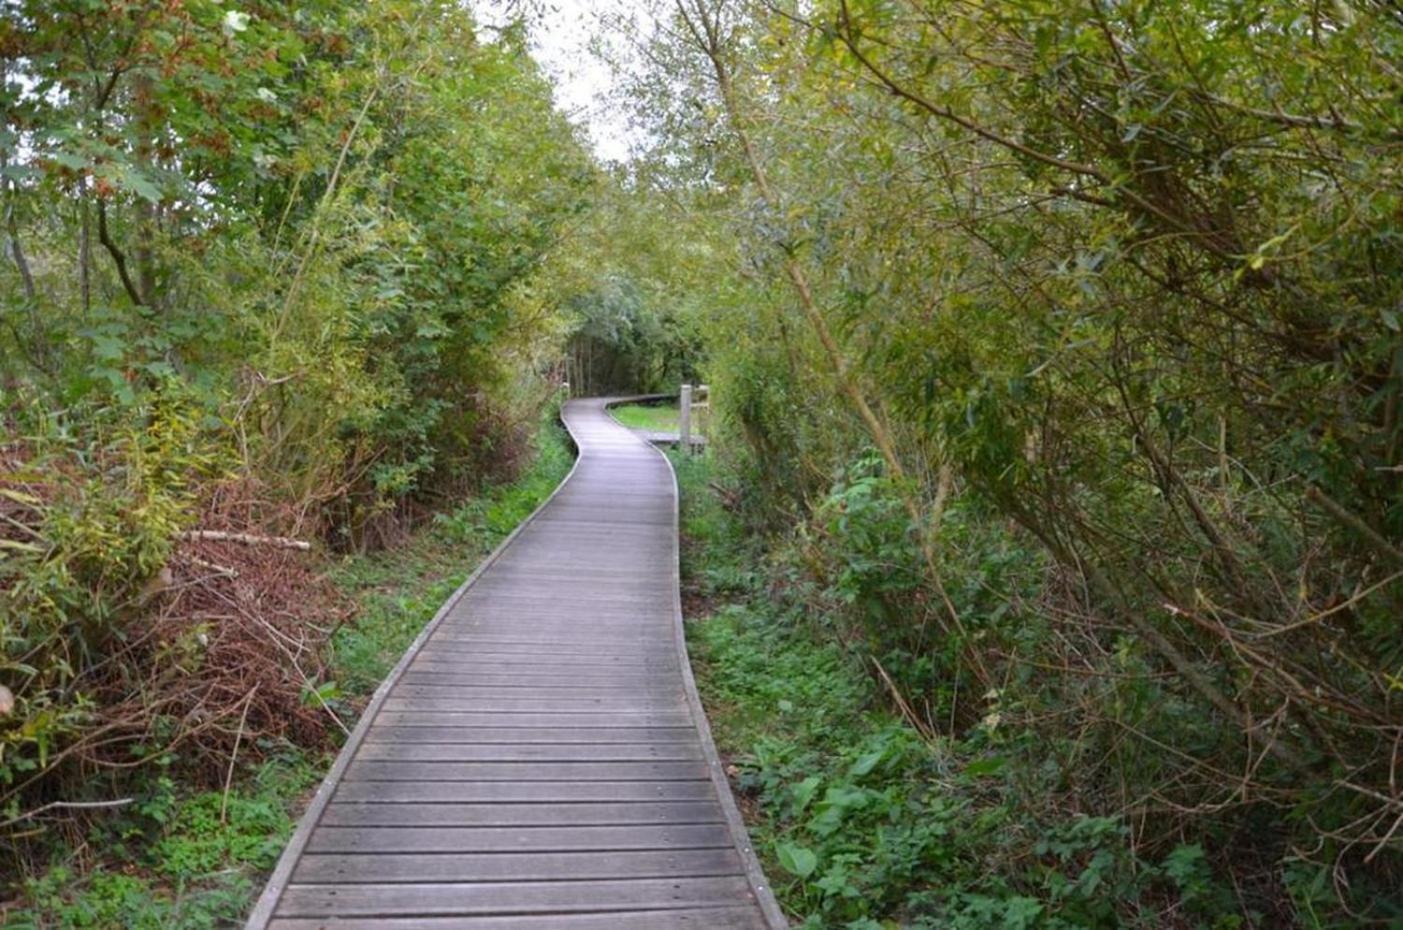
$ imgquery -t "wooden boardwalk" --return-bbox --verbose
[245,398,785,929]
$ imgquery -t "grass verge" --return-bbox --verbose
[609,402,680,433]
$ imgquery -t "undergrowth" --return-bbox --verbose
[2,418,573,929]
[676,449,1262,930]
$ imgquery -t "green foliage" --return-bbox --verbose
[690,566,1197,929]
[795,454,1042,727]
[620,0,1403,922]
[670,449,764,599]
[812,454,925,625]
[12,870,227,930]
[565,275,702,395]
[8,755,316,930]
[681,455,1255,929]
[2,0,593,518]
[151,792,291,880]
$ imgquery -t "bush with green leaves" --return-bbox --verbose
[0,0,595,891]
[677,454,1278,927]
[619,0,1402,920]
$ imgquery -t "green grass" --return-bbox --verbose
[4,418,575,930]
[609,402,680,433]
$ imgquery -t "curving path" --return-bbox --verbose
[245,398,785,930]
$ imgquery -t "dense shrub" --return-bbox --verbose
[1,0,591,853]
[620,0,1401,921]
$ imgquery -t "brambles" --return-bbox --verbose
[0,393,340,849]
[679,451,1352,927]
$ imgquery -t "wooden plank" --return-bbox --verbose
[380,696,684,714]
[343,760,708,782]
[432,627,673,640]
[467,569,679,584]
[409,656,679,671]
[429,625,672,636]
[369,711,693,729]
[440,616,672,629]
[434,625,676,634]
[425,638,672,650]
[409,645,673,659]
[445,591,673,608]
[410,652,674,664]
[332,780,718,804]
[398,673,682,691]
[269,904,769,930]
[434,626,673,638]
[319,801,724,828]
[274,876,757,916]
[304,823,735,853]
[290,849,745,884]
[413,648,677,663]
[354,742,703,762]
[414,656,677,669]
[393,682,684,697]
[363,725,699,744]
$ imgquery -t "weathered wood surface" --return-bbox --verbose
[246,397,785,929]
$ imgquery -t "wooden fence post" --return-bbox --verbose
[679,383,692,453]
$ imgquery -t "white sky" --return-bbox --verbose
[474,0,648,163]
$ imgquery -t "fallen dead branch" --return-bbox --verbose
[185,554,240,578]
[0,797,135,828]
[178,529,311,550]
